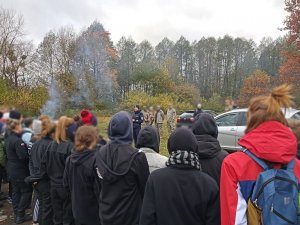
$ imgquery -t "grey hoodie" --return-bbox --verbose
[137,126,167,173]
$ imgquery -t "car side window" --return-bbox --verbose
[216,113,239,127]
[239,112,247,126]
[292,112,300,120]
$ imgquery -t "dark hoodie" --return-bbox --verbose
[64,149,100,225]
[95,111,150,225]
[192,113,228,186]
[42,140,73,187]
[136,126,159,153]
[29,136,52,179]
[140,128,220,225]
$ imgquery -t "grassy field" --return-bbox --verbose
[98,117,170,156]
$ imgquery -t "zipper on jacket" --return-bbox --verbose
[271,204,295,224]
[254,176,298,203]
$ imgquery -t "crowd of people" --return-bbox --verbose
[0,84,299,225]
[132,104,177,143]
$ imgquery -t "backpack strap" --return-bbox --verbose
[286,159,296,172]
[242,148,269,170]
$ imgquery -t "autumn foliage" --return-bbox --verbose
[239,70,271,107]
[279,0,300,105]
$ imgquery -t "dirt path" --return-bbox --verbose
[0,184,31,225]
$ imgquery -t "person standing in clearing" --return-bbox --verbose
[166,104,176,135]
[5,116,32,224]
[139,127,220,225]
[155,106,164,138]
[148,107,155,126]
[95,111,149,225]
[193,103,203,118]
[64,126,101,225]
[220,85,300,225]
[132,105,144,146]
[136,126,168,173]
[29,116,56,225]
[41,116,75,225]
[142,107,150,126]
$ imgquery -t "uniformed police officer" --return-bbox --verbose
[132,105,144,146]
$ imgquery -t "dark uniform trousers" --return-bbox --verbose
[35,180,54,225]
[50,186,74,225]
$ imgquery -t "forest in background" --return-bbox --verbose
[0,0,299,116]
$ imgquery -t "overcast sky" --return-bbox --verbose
[1,0,287,46]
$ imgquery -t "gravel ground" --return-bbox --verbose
[0,183,32,225]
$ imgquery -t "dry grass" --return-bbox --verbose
[98,117,169,156]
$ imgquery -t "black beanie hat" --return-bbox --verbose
[167,127,198,154]
[9,110,21,120]
[192,113,218,138]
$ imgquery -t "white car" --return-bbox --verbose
[215,108,300,152]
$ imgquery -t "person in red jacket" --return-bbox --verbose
[220,84,300,225]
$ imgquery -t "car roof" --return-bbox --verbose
[183,110,195,113]
[216,108,300,118]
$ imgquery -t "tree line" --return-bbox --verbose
[0,1,298,114]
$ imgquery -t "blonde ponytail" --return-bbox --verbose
[246,84,293,133]
[55,116,74,143]
[39,115,56,138]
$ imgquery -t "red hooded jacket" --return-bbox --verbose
[220,121,300,225]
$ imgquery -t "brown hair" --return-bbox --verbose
[287,119,300,141]
[245,84,294,134]
[39,115,56,138]
[75,126,98,152]
[55,116,74,143]
[6,118,21,131]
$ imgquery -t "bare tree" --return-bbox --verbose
[0,7,24,80]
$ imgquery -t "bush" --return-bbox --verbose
[201,93,224,113]
[120,91,193,113]
[0,79,48,116]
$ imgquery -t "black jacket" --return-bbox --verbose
[132,110,144,127]
[192,113,228,186]
[42,140,73,188]
[195,135,228,186]
[64,149,100,225]
[5,132,30,181]
[29,136,52,179]
[297,144,300,159]
[95,144,149,225]
[139,166,220,225]
[193,108,203,118]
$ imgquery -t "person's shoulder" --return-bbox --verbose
[223,151,247,164]
[154,153,168,162]
[149,166,170,178]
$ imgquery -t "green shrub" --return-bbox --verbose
[120,91,194,113]
[201,93,224,113]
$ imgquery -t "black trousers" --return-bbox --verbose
[11,180,32,213]
[50,186,74,225]
[133,125,141,146]
[0,166,5,192]
[36,180,53,225]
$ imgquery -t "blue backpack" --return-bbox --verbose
[244,149,300,225]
